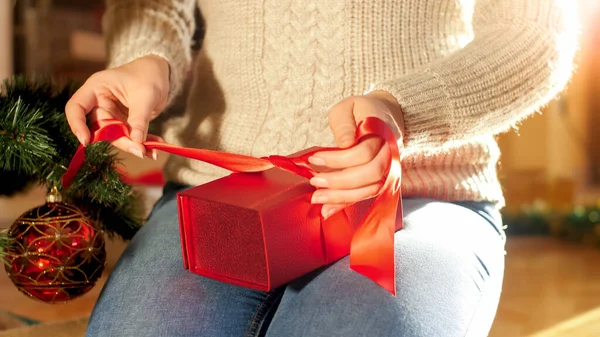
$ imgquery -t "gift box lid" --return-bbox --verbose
[178,167,315,212]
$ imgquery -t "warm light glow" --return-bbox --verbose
[577,0,599,27]
[457,0,475,48]
[550,0,581,93]
[389,159,402,192]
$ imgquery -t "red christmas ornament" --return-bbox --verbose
[3,187,106,304]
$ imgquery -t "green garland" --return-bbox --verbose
[557,205,600,245]
[502,202,600,247]
[0,76,142,252]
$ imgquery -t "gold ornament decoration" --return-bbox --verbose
[3,187,106,303]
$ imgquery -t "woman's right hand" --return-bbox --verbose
[65,55,170,159]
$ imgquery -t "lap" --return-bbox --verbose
[87,184,505,337]
[86,186,272,337]
[269,199,505,337]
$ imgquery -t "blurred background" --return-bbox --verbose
[0,0,599,336]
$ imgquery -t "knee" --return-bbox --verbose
[397,202,505,285]
[394,232,501,293]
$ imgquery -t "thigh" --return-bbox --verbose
[86,184,277,337]
[266,198,506,337]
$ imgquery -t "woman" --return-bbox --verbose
[65,0,578,336]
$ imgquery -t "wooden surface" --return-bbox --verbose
[529,306,600,337]
[490,237,600,337]
[0,274,105,323]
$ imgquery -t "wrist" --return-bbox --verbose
[139,55,170,79]
[132,54,171,101]
[365,90,406,138]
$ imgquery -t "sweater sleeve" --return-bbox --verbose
[102,0,197,105]
[370,0,579,151]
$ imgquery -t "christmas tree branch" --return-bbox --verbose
[0,76,142,240]
[65,142,144,238]
[0,230,8,260]
[0,98,55,174]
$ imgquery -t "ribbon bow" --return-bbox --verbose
[62,117,402,295]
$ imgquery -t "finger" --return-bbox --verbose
[309,143,390,189]
[328,98,357,148]
[65,84,98,146]
[111,137,144,157]
[150,149,159,161]
[127,112,151,143]
[90,106,150,159]
[88,105,127,123]
[308,137,382,169]
[89,106,143,157]
[310,182,383,205]
[146,134,164,142]
[321,203,350,220]
[110,139,154,160]
[126,89,159,157]
[145,134,163,160]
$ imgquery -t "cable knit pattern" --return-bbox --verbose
[102,0,578,206]
[253,0,315,156]
[103,0,196,105]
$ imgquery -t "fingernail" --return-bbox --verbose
[75,132,87,146]
[310,177,329,188]
[129,147,144,159]
[323,207,337,219]
[130,129,144,143]
[311,194,328,204]
[151,150,158,161]
[308,156,325,166]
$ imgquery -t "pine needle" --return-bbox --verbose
[0,230,10,261]
[0,75,142,240]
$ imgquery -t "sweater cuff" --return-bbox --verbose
[103,6,192,106]
[370,69,453,150]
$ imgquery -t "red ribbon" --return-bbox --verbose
[115,167,166,186]
[62,117,402,295]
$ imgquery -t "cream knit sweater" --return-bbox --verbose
[103,0,578,206]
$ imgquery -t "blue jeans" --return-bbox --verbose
[87,183,506,337]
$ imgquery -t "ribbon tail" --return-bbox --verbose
[62,145,86,189]
[349,117,402,295]
[349,187,398,295]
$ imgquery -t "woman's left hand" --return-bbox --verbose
[308,90,404,219]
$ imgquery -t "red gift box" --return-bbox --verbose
[177,161,375,291]
[64,117,402,295]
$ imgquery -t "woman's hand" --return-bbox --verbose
[308,91,404,219]
[65,55,170,159]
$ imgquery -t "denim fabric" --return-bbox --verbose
[86,183,505,337]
